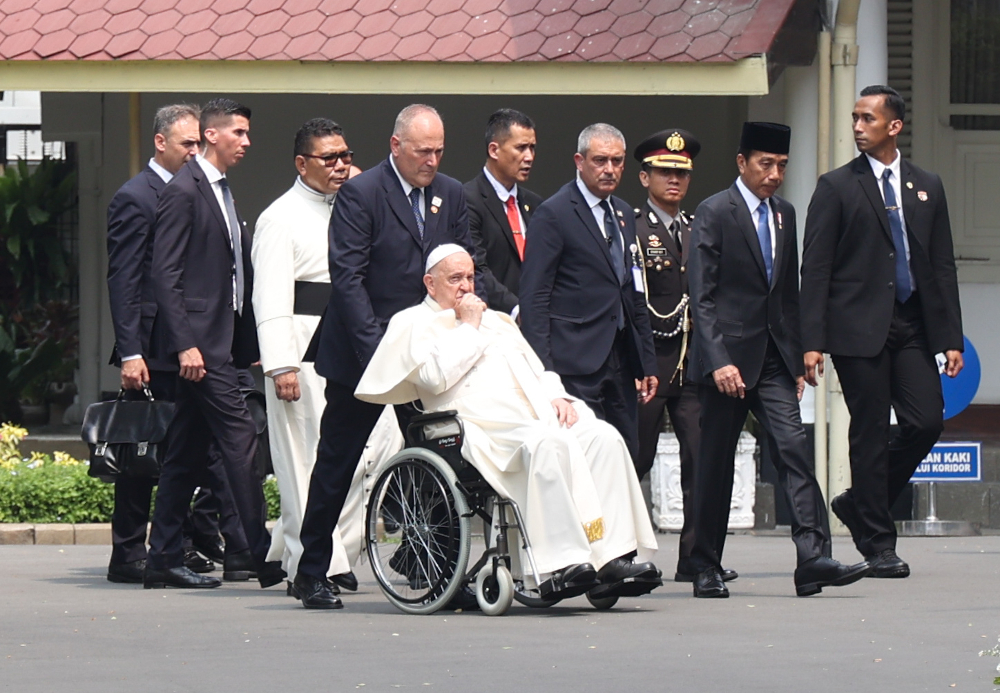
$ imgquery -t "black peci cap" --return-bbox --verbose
[739,122,791,155]
[633,129,700,170]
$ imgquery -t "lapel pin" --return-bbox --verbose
[776,211,783,229]
[616,209,623,218]
[906,181,913,189]
[432,195,442,207]
[430,206,439,214]
[523,204,530,212]
[917,191,928,202]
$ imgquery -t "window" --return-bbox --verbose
[950,0,1000,129]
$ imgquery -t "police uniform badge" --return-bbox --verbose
[666,132,685,152]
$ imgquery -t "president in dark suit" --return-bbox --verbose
[520,123,658,462]
[105,103,247,584]
[464,108,543,315]
[801,85,964,578]
[687,122,870,598]
[294,104,479,609]
[146,98,283,590]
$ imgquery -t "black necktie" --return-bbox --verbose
[882,169,913,303]
[218,178,244,314]
[670,219,682,254]
[600,199,625,283]
[409,188,424,238]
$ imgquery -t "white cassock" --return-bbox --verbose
[355,296,658,577]
[252,178,403,579]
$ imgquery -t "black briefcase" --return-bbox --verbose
[80,386,175,483]
[242,387,273,479]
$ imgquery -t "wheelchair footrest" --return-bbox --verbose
[538,567,600,601]
[588,575,663,599]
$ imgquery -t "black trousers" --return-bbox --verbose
[561,331,639,462]
[832,295,943,556]
[690,342,831,572]
[109,370,246,565]
[147,363,267,570]
[298,382,414,581]
[636,380,701,575]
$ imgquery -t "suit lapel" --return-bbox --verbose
[143,167,165,197]
[855,155,893,244]
[571,185,617,279]
[729,184,768,281]
[380,159,422,247]
[479,174,519,256]
[899,158,922,250]
[769,198,785,291]
[678,213,691,266]
[423,180,440,245]
[191,162,229,246]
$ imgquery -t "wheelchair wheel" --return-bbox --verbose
[366,448,471,615]
[586,592,619,610]
[475,564,514,616]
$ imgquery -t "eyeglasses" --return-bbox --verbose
[302,150,354,166]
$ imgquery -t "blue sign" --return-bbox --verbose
[910,442,981,482]
[941,335,980,420]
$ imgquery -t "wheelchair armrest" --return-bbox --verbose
[407,410,460,427]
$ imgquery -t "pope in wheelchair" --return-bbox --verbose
[356,244,661,614]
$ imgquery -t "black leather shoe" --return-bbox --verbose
[291,574,342,609]
[257,561,287,589]
[183,548,215,574]
[830,491,864,550]
[107,559,145,584]
[794,556,872,596]
[191,535,225,564]
[288,579,338,596]
[144,565,222,589]
[539,563,599,600]
[329,571,358,592]
[675,567,738,583]
[597,557,659,583]
[864,548,910,578]
[222,550,257,581]
[692,568,728,598]
[443,584,480,611]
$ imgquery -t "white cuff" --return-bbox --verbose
[266,366,298,378]
[121,354,143,362]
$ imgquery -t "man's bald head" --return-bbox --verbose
[390,104,445,189]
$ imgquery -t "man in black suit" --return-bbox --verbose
[631,129,718,583]
[105,103,247,584]
[520,123,658,463]
[294,104,479,609]
[801,85,964,578]
[464,108,543,315]
[687,122,871,598]
[147,98,283,590]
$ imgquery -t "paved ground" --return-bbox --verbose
[2,534,998,692]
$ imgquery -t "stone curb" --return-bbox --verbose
[0,521,279,546]
[0,523,112,545]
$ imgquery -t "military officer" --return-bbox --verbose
[632,130,727,583]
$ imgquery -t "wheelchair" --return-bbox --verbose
[365,410,624,616]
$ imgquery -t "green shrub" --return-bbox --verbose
[0,423,282,523]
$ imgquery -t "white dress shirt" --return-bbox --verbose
[865,150,916,290]
[735,176,776,263]
[389,154,425,219]
[648,199,682,242]
[483,166,526,236]
[196,154,239,311]
[575,174,624,249]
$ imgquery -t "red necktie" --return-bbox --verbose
[506,196,525,261]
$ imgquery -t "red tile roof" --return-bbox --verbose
[0,0,794,62]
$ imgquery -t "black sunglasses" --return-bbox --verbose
[302,150,354,166]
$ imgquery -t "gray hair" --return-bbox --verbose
[153,103,201,138]
[393,104,441,139]
[577,123,625,156]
